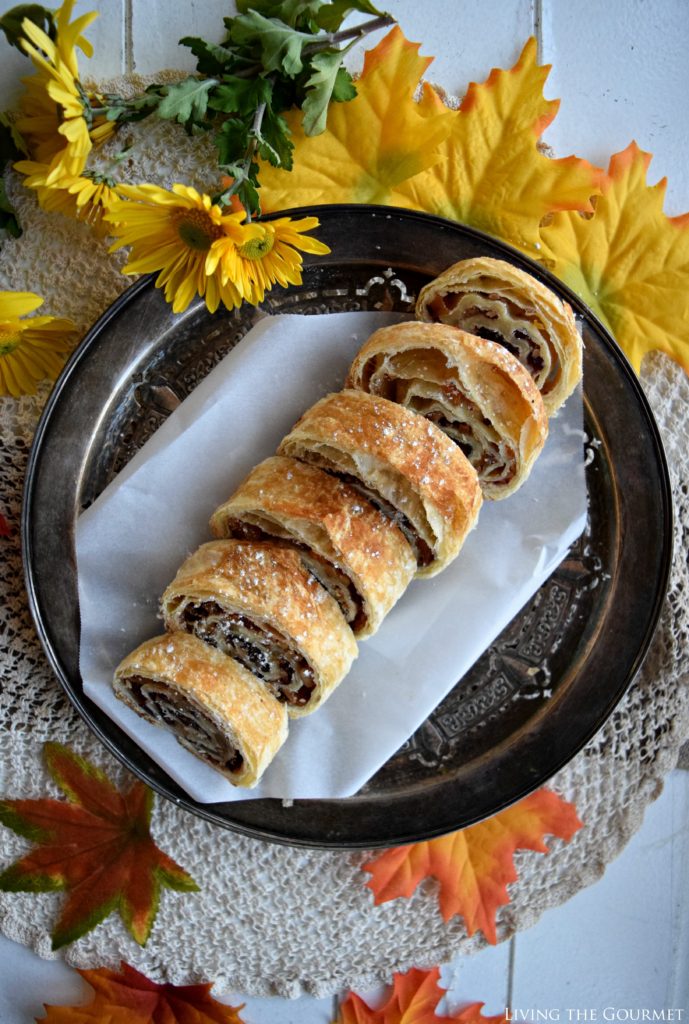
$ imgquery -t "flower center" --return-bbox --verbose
[174,209,223,252]
[0,327,20,357]
[238,230,275,261]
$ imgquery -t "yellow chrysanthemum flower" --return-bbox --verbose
[207,215,331,305]
[16,0,99,182]
[104,184,265,314]
[0,291,78,397]
[13,158,120,237]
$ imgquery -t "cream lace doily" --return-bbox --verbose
[0,112,688,999]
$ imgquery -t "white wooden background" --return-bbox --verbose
[1,0,689,1018]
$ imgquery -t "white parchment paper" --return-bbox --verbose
[76,311,587,803]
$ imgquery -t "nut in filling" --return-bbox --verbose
[123,673,244,773]
[180,600,317,708]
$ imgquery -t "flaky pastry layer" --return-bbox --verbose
[346,321,548,499]
[113,632,288,787]
[210,455,415,637]
[161,539,357,717]
[415,256,582,415]
[278,390,482,578]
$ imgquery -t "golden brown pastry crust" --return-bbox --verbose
[346,321,548,500]
[415,256,582,415]
[277,390,482,578]
[210,455,416,638]
[113,632,288,787]
[161,539,358,717]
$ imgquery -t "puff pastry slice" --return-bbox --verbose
[162,539,357,717]
[346,321,548,499]
[416,256,582,414]
[113,632,288,787]
[278,390,482,578]
[210,456,416,638]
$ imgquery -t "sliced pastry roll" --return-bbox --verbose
[346,321,548,500]
[415,256,582,414]
[162,539,357,717]
[113,632,288,787]
[210,456,416,638]
[278,390,482,578]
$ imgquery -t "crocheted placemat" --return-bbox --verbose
[0,115,687,999]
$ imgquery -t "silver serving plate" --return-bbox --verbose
[22,206,672,849]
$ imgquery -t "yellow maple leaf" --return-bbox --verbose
[362,788,582,944]
[259,27,453,210]
[540,141,689,374]
[391,38,603,253]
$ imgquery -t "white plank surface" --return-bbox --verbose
[0,0,688,1019]
[510,770,689,1011]
[126,0,533,87]
[542,0,689,215]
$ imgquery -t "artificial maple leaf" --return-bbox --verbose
[259,27,453,209]
[540,141,689,374]
[336,966,506,1024]
[391,37,603,253]
[0,742,198,949]
[362,788,581,944]
[41,961,245,1023]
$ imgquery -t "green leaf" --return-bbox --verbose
[258,106,294,168]
[157,76,217,127]
[0,111,26,162]
[301,42,356,135]
[0,3,55,51]
[332,66,357,101]
[208,75,273,117]
[237,175,261,217]
[179,35,238,76]
[214,117,250,166]
[238,0,332,31]
[229,11,313,76]
[315,0,385,32]
[0,114,24,241]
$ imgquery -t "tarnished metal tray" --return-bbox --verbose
[22,206,672,849]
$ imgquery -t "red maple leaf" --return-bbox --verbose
[362,789,582,943]
[0,743,198,949]
[337,967,506,1023]
[40,962,245,1023]
[0,513,11,537]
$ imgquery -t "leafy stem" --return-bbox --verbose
[217,98,268,218]
[304,13,395,53]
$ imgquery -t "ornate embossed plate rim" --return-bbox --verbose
[22,206,673,849]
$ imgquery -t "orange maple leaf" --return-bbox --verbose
[336,966,506,1024]
[540,141,689,375]
[40,961,245,1023]
[362,789,582,944]
[391,38,603,253]
[0,743,198,949]
[259,27,453,209]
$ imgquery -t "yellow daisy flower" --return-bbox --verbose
[16,0,99,182]
[104,184,264,314]
[14,158,121,237]
[0,291,78,397]
[206,215,331,305]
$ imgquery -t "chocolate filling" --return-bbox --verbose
[181,601,316,707]
[123,673,244,773]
